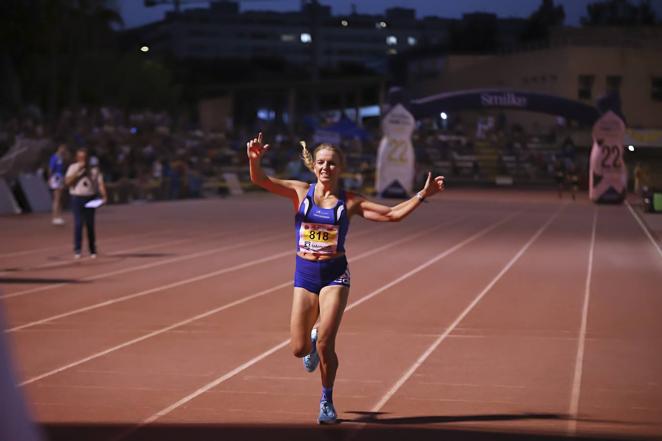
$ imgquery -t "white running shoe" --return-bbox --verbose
[303,328,319,373]
[318,400,338,424]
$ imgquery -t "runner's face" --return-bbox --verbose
[314,149,341,183]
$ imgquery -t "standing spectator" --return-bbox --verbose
[65,148,108,259]
[48,144,68,225]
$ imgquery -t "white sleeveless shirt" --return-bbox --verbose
[66,163,102,196]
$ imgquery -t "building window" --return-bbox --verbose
[652,77,662,101]
[281,34,295,42]
[578,75,595,100]
[606,75,622,94]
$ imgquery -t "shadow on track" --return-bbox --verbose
[41,421,649,441]
[343,411,565,425]
[0,277,87,284]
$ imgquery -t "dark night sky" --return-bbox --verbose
[118,0,662,29]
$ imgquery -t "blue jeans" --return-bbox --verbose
[71,195,96,254]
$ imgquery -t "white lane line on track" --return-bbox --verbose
[6,241,290,332]
[8,218,398,329]
[567,208,597,436]
[1,231,291,300]
[7,225,388,330]
[0,232,224,276]
[18,281,292,387]
[18,217,465,386]
[1,226,249,297]
[113,210,523,440]
[0,228,181,259]
[365,204,564,418]
[625,201,662,260]
[3,219,379,300]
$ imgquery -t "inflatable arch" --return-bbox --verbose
[376,88,627,203]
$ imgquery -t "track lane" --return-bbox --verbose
[6,194,659,441]
[573,205,662,438]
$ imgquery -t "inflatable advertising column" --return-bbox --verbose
[589,110,627,203]
[376,103,416,198]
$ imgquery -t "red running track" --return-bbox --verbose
[1,190,661,441]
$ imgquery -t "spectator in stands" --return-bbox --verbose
[634,162,643,195]
[48,143,68,225]
[554,158,566,199]
[472,159,481,181]
[169,155,188,199]
[285,154,303,179]
[65,148,107,259]
[566,162,579,201]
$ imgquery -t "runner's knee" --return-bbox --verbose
[290,339,310,358]
[316,334,335,359]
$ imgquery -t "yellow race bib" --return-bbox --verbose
[299,222,339,254]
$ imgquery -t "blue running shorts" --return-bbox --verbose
[294,255,350,295]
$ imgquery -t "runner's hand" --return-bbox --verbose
[247,132,270,161]
[421,171,445,198]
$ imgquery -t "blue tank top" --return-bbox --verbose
[295,184,349,255]
[49,153,65,177]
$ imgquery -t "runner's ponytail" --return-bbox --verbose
[300,141,315,172]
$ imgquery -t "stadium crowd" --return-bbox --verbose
[0,106,584,206]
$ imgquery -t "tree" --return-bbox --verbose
[449,13,499,53]
[0,0,122,119]
[66,0,123,109]
[113,56,180,111]
[520,0,566,43]
[581,0,657,26]
[0,0,39,115]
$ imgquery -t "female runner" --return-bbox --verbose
[247,132,445,424]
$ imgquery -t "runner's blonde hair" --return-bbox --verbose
[300,141,346,172]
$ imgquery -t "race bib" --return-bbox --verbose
[299,222,338,254]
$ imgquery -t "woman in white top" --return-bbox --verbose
[65,148,107,259]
